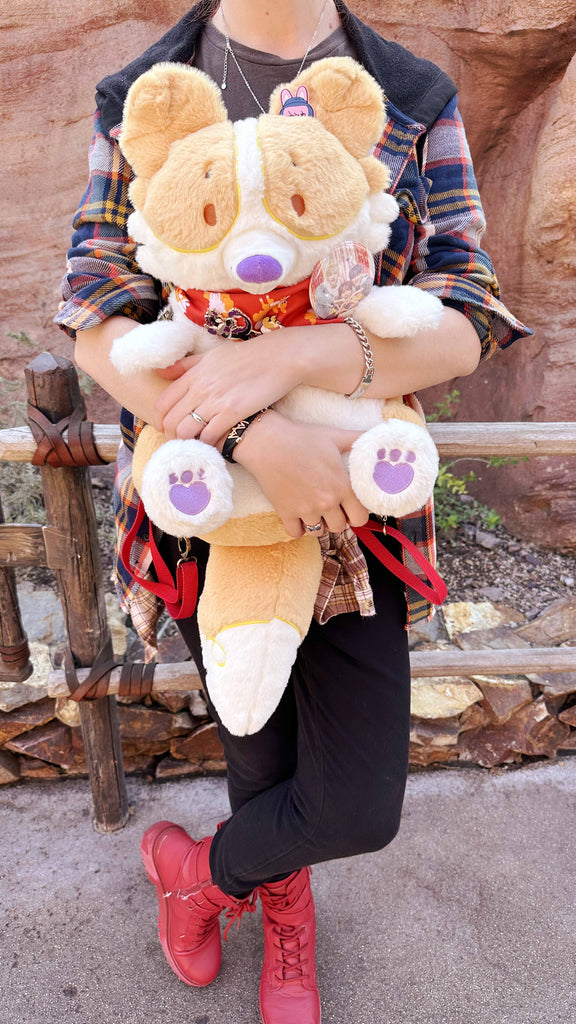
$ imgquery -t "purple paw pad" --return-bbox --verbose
[373,451,416,495]
[169,472,211,515]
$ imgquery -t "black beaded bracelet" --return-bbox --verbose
[221,409,269,463]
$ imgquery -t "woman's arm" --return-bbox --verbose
[74,316,169,424]
[150,306,480,448]
[73,313,172,421]
[262,307,482,399]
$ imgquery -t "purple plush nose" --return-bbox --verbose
[236,255,283,284]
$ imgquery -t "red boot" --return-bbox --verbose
[140,820,255,987]
[259,868,321,1024]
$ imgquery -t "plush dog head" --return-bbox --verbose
[120,57,399,294]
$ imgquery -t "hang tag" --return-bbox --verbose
[309,242,375,320]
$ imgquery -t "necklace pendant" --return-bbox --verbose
[221,81,227,90]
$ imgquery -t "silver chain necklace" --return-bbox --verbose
[219,0,330,113]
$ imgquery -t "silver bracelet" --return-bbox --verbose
[344,317,374,399]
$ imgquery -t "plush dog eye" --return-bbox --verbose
[203,203,217,226]
[291,194,305,217]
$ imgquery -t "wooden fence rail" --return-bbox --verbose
[0,352,574,829]
[45,647,574,699]
[3,420,576,464]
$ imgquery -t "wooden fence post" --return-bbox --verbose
[25,352,129,832]
[0,495,34,683]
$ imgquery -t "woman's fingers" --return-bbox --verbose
[283,516,306,539]
[320,508,348,534]
[342,494,370,528]
[198,412,247,447]
[163,397,206,440]
[152,375,191,432]
[155,355,199,380]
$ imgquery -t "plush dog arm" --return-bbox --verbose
[354,284,444,339]
[109,318,203,375]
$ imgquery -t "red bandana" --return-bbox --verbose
[174,277,339,340]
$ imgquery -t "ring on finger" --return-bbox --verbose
[304,521,324,533]
[190,410,208,426]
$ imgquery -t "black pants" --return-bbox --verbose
[160,532,411,898]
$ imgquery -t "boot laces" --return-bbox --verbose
[223,890,257,940]
[166,881,256,945]
[272,923,310,983]
[263,876,312,984]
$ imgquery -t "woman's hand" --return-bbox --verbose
[152,334,306,445]
[234,410,369,537]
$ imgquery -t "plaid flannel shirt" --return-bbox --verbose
[56,93,531,645]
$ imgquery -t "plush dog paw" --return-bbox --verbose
[200,619,301,736]
[373,447,417,495]
[140,439,233,537]
[349,419,439,516]
[109,320,198,374]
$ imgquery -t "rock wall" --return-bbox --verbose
[2,587,575,783]
[2,0,576,545]
[1,1,188,420]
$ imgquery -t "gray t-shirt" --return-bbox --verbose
[196,22,356,121]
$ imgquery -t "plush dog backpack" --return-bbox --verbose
[112,57,445,735]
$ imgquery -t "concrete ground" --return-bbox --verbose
[1,760,574,1024]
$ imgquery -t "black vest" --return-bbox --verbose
[96,0,457,135]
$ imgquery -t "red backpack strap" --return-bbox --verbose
[353,520,447,606]
[120,500,199,620]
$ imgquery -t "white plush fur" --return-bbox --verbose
[348,418,439,517]
[110,318,200,374]
[140,439,234,536]
[276,384,384,431]
[200,618,302,735]
[354,284,445,339]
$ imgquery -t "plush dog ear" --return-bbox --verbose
[120,62,228,179]
[269,56,386,160]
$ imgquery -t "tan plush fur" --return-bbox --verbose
[116,57,443,735]
[381,401,426,428]
[120,62,229,179]
[142,124,238,251]
[268,57,385,158]
[197,514,293,548]
[198,536,323,641]
[259,116,371,238]
[132,425,166,495]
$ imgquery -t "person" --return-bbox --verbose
[55,1,531,1020]
[348,261,373,301]
[311,258,342,319]
[330,278,357,316]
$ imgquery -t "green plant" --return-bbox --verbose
[0,375,27,429]
[0,343,46,523]
[426,387,461,423]
[77,370,96,396]
[6,330,36,348]
[0,461,46,524]
[426,388,514,534]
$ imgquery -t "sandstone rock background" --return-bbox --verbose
[2,0,576,546]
